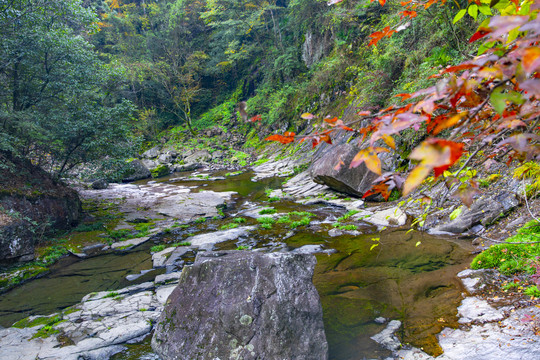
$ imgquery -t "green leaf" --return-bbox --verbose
[490,88,507,114]
[450,206,463,220]
[453,9,467,24]
[468,4,478,20]
[370,243,379,251]
[415,241,421,247]
[478,5,492,16]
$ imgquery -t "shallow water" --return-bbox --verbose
[0,171,474,359]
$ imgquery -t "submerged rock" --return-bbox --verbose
[152,251,328,360]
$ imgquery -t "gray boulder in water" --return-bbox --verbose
[310,142,380,197]
[152,251,328,360]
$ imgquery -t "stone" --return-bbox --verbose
[434,191,519,234]
[142,146,160,159]
[91,179,108,190]
[110,236,150,251]
[0,152,81,264]
[457,297,504,324]
[152,251,328,360]
[154,272,182,285]
[365,207,407,227]
[370,320,402,351]
[171,162,201,172]
[122,159,151,182]
[185,226,255,248]
[157,153,173,164]
[184,150,211,164]
[152,247,176,268]
[310,143,380,198]
[141,159,159,170]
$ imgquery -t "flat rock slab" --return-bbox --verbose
[152,251,328,360]
[80,183,236,223]
[0,280,171,360]
[111,236,150,250]
[457,297,505,324]
[186,226,256,248]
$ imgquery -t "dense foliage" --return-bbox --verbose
[0,0,135,178]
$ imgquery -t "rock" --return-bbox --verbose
[291,244,336,255]
[150,164,170,178]
[0,152,81,264]
[310,143,381,198]
[122,159,151,182]
[184,150,211,164]
[154,272,182,285]
[457,297,504,324]
[171,162,201,172]
[370,319,402,351]
[142,146,160,159]
[110,236,150,251]
[434,192,519,234]
[186,226,255,248]
[157,153,173,164]
[141,159,159,170]
[91,179,108,190]
[152,247,176,268]
[152,251,328,360]
[363,207,407,227]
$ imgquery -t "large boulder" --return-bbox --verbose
[310,142,380,197]
[142,146,160,159]
[122,159,151,182]
[152,251,328,360]
[184,149,211,164]
[0,152,81,263]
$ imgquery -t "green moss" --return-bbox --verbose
[277,215,291,224]
[256,217,275,225]
[524,285,540,298]
[290,216,311,229]
[194,217,207,224]
[336,210,360,222]
[151,245,166,253]
[233,217,246,224]
[220,223,239,230]
[260,223,272,230]
[236,245,249,250]
[151,165,170,178]
[103,291,120,299]
[258,208,277,215]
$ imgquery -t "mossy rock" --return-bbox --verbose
[151,165,170,178]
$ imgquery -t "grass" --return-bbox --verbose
[290,217,311,229]
[233,217,246,223]
[194,217,207,224]
[471,220,540,280]
[151,245,166,253]
[336,210,360,222]
[220,223,239,230]
[74,221,104,232]
[524,285,540,298]
[257,217,276,225]
[261,223,272,230]
[236,245,249,250]
[259,208,277,215]
[277,215,291,224]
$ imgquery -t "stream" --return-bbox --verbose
[0,170,475,359]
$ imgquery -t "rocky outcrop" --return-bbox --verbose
[0,152,81,264]
[310,143,380,198]
[152,251,328,360]
[433,191,519,234]
[302,30,333,68]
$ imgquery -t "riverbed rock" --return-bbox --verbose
[122,159,151,182]
[171,162,200,172]
[142,146,160,159]
[184,150,211,163]
[310,143,380,198]
[0,152,81,264]
[91,179,108,190]
[157,153,173,164]
[111,236,150,251]
[433,191,519,234]
[185,226,256,249]
[152,251,328,360]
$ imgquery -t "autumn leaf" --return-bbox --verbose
[363,182,391,200]
[301,113,315,120]
[382,134,395,149]
[327,0,344,5]
[350,148,382,175]
[469,28,491,43]
[403,165,431,196]
[249,115,262,122]
[453,185,481,208]
[265,132,296,144]
[522,47,540,76]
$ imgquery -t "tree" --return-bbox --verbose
[0,0,135,178]
[266,0,540,205]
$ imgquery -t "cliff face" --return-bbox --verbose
[0,152,81,264]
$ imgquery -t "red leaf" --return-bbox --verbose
[357,110,371,116]
[324,117,339,124]
[265,132,296,144]
[442,64,479,74]
[249,115,262,122]
[394,93,411,101]
[469,28,491,43]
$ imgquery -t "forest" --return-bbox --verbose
[0,1,539,359]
